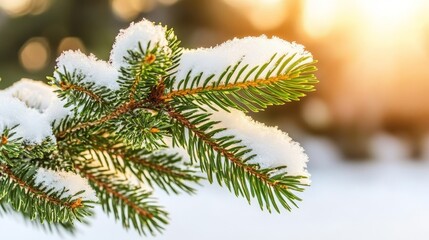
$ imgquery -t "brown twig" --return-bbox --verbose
[91,146,189,180]
[129,74,141,103]
[56,100,146,139]
[129,54,157,102]
[163,73,299,100]
[61,82,104,103]
[74,164,154,218]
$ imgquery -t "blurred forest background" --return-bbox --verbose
[1,0,429,160]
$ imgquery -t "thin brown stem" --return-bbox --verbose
[61,82,104,103]
[129,54,156,102]
[74,164,154,218]
[56,100,147,139]
[92,146,189,180]
[129,75,141,102]
[163,73,299,100]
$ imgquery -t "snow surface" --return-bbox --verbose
[2,159,428,240]
[56,50,120,90]
[35,168,97,201]
[172,36,313,89]
[3,79,69,121]
[0,79,68,143]
[370,132,412,161]
[208,108,310,183]
[1,136,428,240]
[109,19,169,69]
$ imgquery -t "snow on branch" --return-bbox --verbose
[109,19,170,68]
[173,36,314,88]
[55,20,171,94]
[35,168,97,201]
[56,50,120,91]
[208,108,310,184]
[0,79,68,143]
[0,18,318,235]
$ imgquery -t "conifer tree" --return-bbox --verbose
[0,19,318,235]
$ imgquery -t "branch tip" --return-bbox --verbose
[149,127,160,133]
[144,54,156,64]
[1,135,7,145]
[70,198,83,209]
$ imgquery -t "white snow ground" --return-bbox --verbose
[1,137,429,240]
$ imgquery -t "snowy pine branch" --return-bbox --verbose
[167,105,307,212]
[74,161,168,235]
[0,19,318,235]
[164,37,317,112]
[0,163,94,224]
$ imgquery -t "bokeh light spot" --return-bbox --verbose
[57,37,86,55]
[110,0,156,21]
[223,0,289,30]
[19,37,50,72]
[302,97,332,130]
[301,0,338,39]
[0,0,32,17]
[0,0,51,17]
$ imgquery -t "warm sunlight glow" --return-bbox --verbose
[358,0,423,31]
[223,0,289,30]
[302,0,426,39]
[300,0,429,125]
[302,0,339,39]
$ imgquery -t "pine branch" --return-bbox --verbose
[55,100,147,139]
[0,200,10,216]
[113,109,170,151]
[1,128,70,170]
[167,105,306,212]
[120,149,202,194]
[0,163,93,223]
[60,81,104,103]
[0,128,23,165]
[50,69,114,120]
[165,73,296,99]
[0,19,318,236]
[166,54,317,112]
[0,199,79,234]
[127,52,159,101]
[163,27,183,85]
[118,43,172,103]
[70,134,201,194]
[74,162,168,235]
